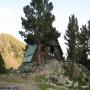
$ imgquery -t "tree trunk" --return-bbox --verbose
[34,44,46,65]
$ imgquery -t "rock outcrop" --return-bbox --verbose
[0,33,26,69]
[23,59,90,90]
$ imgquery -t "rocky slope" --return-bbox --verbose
[0,58,90,90]
[20,59,90,90]
[0,33,26,69]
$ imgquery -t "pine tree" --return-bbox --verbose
[64,14,79,61]
[87,20,90,36]
[79,20,90,62]
[19,0,60,45]
[79,25,88,62]
[87,20,90,53]
[19,0,60,63]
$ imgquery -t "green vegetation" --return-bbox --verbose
[64,15,90,86]
[64,14,79,61]
[19,0,60,45]
[35,75,48,82]
[78,23,90,62]
[35,75,49,90]
[64,15,90,62]
[35,75,59,90]
[63,64,72,77]
[38,82,49,90]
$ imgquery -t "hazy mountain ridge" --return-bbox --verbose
[0,33,26,69]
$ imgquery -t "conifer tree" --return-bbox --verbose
[87,20,90,50]
[79,20,90,61]
[79,25,88,62]
[19,0,60,45]
[64,14,79,61]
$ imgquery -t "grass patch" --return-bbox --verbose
[35,75,48,82]
[35,75,49,90]
[38,82,49,90]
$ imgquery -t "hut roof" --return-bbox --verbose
[23,40,63,63]
[24,44,37,63]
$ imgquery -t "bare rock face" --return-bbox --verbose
[42,59,64,75]
[0,33,26,69]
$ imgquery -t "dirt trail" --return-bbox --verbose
[0,77,40,90]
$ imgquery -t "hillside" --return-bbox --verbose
[0,59,90,90]
[0,33,26,69]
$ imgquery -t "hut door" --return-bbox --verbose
[50,46,54,56]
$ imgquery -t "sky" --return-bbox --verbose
[0,0,90,57]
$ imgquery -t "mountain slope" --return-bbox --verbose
[0,33,26,69]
